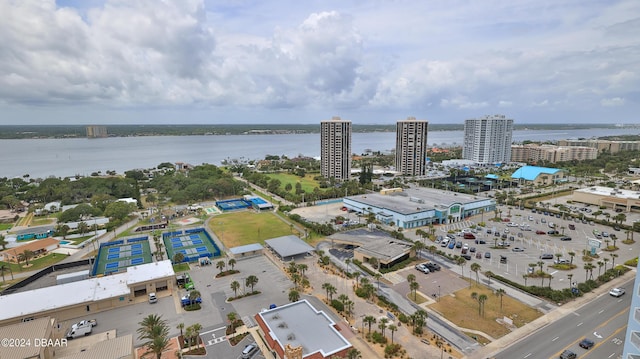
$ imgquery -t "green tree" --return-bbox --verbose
[245,275,259,292]
[137,314,170,359]
[378,318,389,338]
[470,262,481,286]
[0,264,13,282]
[289,288,300,302]
[410,281,420,300]
[228,258,237,271]
[173,252,184,264]
[77,221,89,236]
[347,348,362,359]
[0,234,7,250]
[363,316,376,334]
[188,290,201,307]
[216,260,226,273]
[495,288,506,311]
[230,281,240,297]
[104,201,136,221]
[18,249,34,266]
[388,324,398,344]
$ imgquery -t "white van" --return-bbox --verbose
[148,293,158,304]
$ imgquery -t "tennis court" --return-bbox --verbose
[163,227,221,263]
[92,237,152,276]
[216,199,251,211]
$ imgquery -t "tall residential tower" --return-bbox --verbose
[321,116,352,181]
[395,117,429,176]
[462,114,513,164]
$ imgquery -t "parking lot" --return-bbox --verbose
[435,200,635,291]
[63,255,291,359]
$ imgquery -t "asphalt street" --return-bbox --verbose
[493,278,633,359]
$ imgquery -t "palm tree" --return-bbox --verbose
[18,250,34,266]
[597,261,604,276]
[410,281,420,300]
[77,221,89,236]
[568,251,576,265]
[289,288,300,302]
[412,241,425,257]
[187,323,203,350]
[353,271,361,288]
[378,318,389,338]
[610,253,619,268]
[603,257,610,272]
[456,256,466,278]
[495,288,506,311]
[245,275,259,292]
[189,290,201,306]
[345,258,351,273]
[177,322,184,338]
[522,274,528,286]
[322,283,334,301]
[227,312,238,332]
[298,263,308,277]
[478,294,488,317]
[173,252,184,264]
[485,271,494,286]
[216,260,226,273]
[471,292,481,316]
[388,324,398,344]
[567,274,573,289]
[0,234,7,251]
[230,281,240,297]
[470,263,481,286]
[0,264,13,282]
[138,314,170,359]
[406,273,416,283]
[363,316,376,334]
[228,258,236,271]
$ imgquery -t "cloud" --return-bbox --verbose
[0,0,638,124]
[601,97,625,107]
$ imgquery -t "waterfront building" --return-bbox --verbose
[511,144,598,163]
[463,114,514,164]
[558,139,640,154]
[321,116,352,181]
[342,187,495,228]
[395,117,428,176]
[86,125,108,138]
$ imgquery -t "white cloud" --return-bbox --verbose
[0,0,638,124]
[601,97,625,107]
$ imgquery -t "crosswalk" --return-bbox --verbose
[384,272,406,285]
[441,220,475,233]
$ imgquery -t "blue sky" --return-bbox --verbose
[0,0,638,125]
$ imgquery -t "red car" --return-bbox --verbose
[535,230,546,235]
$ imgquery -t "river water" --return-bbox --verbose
[1,127,633,179]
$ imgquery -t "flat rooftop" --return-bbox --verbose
[0,260,174,322]
[345,187,483,215]
[258,300,351,358]
[328,229,412,262]
[574,186,640,199]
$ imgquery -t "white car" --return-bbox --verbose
[507,222,518,227]
[610,288,625,297]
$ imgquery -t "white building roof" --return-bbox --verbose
[258,300,351,358]
[575,186,640,199]
[0,260,174,322]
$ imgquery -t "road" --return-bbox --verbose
[494,279,632,359]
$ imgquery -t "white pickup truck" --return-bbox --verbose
[66,319,97,339]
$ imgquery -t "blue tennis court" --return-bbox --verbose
[192,239,203,244]
[93,237,153,276]
[163,228,221,263]
[173,242,183,248]
[196,246,207,252]
[190,234,199,240]
[171,237,182,242]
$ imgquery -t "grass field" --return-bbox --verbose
[265,173,323,194]
[0,223,12,231]
[0,252,67,274]
[208,211,300,248]
[429,282,542,339]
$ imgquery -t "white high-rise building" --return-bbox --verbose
[395,117,429,176]
[462,114,514,164]
[321,116,352,181]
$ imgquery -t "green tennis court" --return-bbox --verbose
[92,237,153,276]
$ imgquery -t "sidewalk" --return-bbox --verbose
[465,268,636,359]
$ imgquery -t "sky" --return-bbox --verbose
[0,0,638,125]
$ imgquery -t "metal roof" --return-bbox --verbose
[510,165,562,181]
[265,235,314,258]
[229,243,264,255]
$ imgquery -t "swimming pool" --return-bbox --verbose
[59,240,70,245]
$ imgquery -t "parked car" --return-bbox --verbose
[469,247,476,253]
[181,295,203,307]
[579,338,594,349]
[609,287,625,297]
[602,231,609,238]
[148,292,158,304]
[548,230,559,235]
[475,239,486,244]
[415,264,430,274]
[463,232,476,240]
[554,258,570,264]
[461,254,472,260]
[456,241,463,248]
[448,240,456,249]
[536,230,546,235]
[241,343,258,358]
[512,247,525,252]
[539,253,554,259]
[441,238,449,247]
[613,225,621,231]
[484,252,491,259]
[425,263,441,271]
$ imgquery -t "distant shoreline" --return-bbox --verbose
[0,123,630,140]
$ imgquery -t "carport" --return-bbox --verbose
[264,235,314,261]
[229,243,264,260]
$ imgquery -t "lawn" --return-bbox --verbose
[31,217,56,226]
[265,173,324,194]
[0,223,12,231]
[0,252,67,274]
[429,282,543,339]
[208,211,300,248]
[65,235,94,245]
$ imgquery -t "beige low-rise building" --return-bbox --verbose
[511,143,598,163]
[572,186,640,212]
[558,139,640,154]
[0,260,175,326]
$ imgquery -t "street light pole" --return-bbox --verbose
[438,285,441,302]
